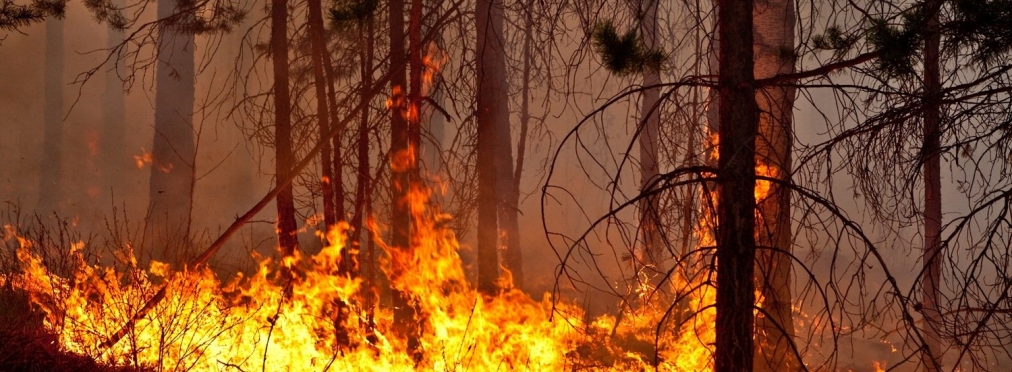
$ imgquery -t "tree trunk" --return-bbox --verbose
[636,0,664,277]
[505,0,536,290]
[320,8,347,263]
[38,15,64,217]
[715,1,757,371]
[388,0,419,354]
[492,7,520,290]
[352,13,375,318]
[307,0,351,347]
[307,0,336,231]
[146,0,196,267]
[922,2,943,370]
[752,0,798,370]
[475,0,507,295]
[271,0,300,260]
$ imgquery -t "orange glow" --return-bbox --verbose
[390,144,417,173]
[385,85,404,111]
[3,175,733,371]
[87,129,100,158]
[133,148,153,169]
[421,42,447,97]
[1,127,886,371]
[133,148,173,173]
[874,360,886,372]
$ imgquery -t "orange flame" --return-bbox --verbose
[133,148,173,173]
[133,148,154,169]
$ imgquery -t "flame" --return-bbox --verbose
[385,85,405,112]
[1,123,887,371]
[421,42,447,97]
[2,172,738,371]
[874,360,886,372]
[133,148,154,169]
[3,185,594,370]
[389,43,447,124]
[390,144,417,173]
[133,148,174,173]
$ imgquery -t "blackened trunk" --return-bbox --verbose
[475,0,507,295]
[307,0,350,347]
[922,2,943,370]
[388,0,418,353]
[491,3,519,290]
[505,0,535,290]
[307,0,336,231]
[715,1,757,371]
[320,13,348,264]
[147,0,196,267]
[272,0,300,259]
[352,15,375,292]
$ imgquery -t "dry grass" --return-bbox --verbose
[0,206,150,372]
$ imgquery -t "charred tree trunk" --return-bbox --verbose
[352,13,375,317]
[715,1,757,371]
[475,0,508,295]
[504,0,536,290]
[636,0,664,276]
[922,2,943,370]
[271,0,300,260]
[321,9,347,265]
[39,15,64,216]
[492,17,520,290]
[752,0,798,370]
[307,0,351,347]
[307,0,336,230]
[146,0,196,267]
[388,0,419,354]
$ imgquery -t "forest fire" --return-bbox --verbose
[2,185,723,371]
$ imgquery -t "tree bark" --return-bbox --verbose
[715,1,758,371]
[321,8,347,264]
[39,15,64,216]
[922,1,943,370]
[352,13,375,319]
[146,0,196,267]
[388,0,419,354]
[636,0,664,277]
[752,0,798,370]
[307,0,336,231]
[306,0,351,347]
[492,5,520,290]
[475,0,507,295]
[504,0,536,290]
[271,0,300,260]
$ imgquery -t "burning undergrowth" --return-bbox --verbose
[0,187,717,371]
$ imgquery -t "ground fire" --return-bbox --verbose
[0,147,894,371]
[3,184,721,371]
